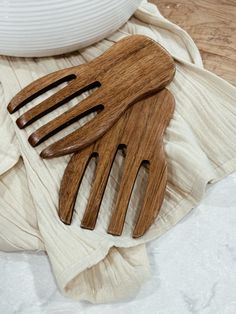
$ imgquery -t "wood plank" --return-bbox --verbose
[151,0,236,85]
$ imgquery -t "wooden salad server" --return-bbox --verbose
[59,89,175,238]
[7,35,175,158]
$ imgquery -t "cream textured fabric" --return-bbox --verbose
[0,1,236,303]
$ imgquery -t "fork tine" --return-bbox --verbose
[40,108,117,158]
[59,147,93,224]
[132,151,167,238]
[29,88,103,147]
[16,76,97,129]
[80,145,117,230]
[107,156,141,236]
[7,67,76,113]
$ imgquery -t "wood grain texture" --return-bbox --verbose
[59,89,175,238]
[151,0,236,86]
[8,35,175,158]
[7,35,176,238]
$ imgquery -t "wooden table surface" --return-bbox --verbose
[151,0,236,86]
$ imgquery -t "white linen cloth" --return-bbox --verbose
[0,1,236,303]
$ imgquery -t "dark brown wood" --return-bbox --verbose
[8,35,175,158]
[59,89,175,238]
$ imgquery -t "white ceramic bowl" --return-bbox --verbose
[0,0,142,57]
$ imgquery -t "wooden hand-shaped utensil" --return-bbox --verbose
[59,89,175,238]
[8,35,176,237]
[8,35,175,158]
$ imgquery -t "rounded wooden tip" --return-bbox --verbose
[80,223,95,231]
[59,217,71,225]
[8,97,24,113]
[40,147,54,159]
[28,133,40,147]
[16,116,27,129]
[132,223,149,238]
[58,210,73,224]
[7,101,15,113]
[40,142,76,159]
[107,229,122,237]
[132,231,143,239]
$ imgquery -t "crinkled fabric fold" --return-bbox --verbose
[0,0,236,303]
